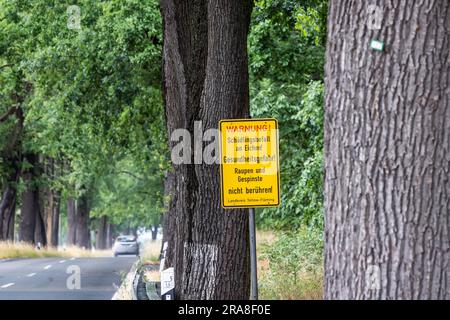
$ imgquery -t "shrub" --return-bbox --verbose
[259,226,323,299]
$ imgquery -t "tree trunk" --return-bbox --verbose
[66,198,77,246]
[123,223,131,235]
[42,157,61,247]
[151,225,158,241]
[106,223,115,248]
[0,107,23,241]
[160,0,253,299]
[324,0,450,299]
[96,216,108,250]
[0,157,21,241]
[75,194,91,249]
[0,187,17,241]
[19,153,40,244]
[50,191,60,246]
[34,204,47,247]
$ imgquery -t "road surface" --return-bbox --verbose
[0,256,137,300]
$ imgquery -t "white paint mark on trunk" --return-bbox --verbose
[182,243,218,300]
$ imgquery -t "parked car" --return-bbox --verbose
[113,235,139,256]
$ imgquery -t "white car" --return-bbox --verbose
[113,235,139,256]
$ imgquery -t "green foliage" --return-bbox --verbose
[259,227,323,299]
[249,0,327,231]
[2,0,328,237]
[250,0,327,84]
[90,157,165,227]
[252,81,324,229]
[263,227,323,275]
[1,0,167,231]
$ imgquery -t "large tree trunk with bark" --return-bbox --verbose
[160,0,253,299]
[66,198,77,245]
[324,0,450,299]
[19,153,40,243]
[75,194,91,249]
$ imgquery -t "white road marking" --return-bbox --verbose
[59,260,66,263]
[70,258,76,261]
[1,283,14,288]
[44,264,52,270]
[27,273,36,277]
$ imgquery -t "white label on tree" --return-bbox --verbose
[370,40,384,51]
[161,267,175,295]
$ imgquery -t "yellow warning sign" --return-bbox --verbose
[220,118,280,208]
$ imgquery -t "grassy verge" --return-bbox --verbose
[139,240,161,265]
[257,229,323,300]
[0,241,112,259]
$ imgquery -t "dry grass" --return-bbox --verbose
[256,229,277,246]
[139,240,162,264]
[143,269,161,282]
[259,268,324,300]
[256,229,276,278]
[0,241,112,259]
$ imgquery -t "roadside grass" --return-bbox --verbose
[139,240,161,265]
[257,229,324,300]
[0,241,112,259]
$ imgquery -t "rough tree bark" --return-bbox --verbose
[160,0,253,299]
[66,198,77,245]
[324,0,450,299]
[75,193,91,249]
[19,153,40,243]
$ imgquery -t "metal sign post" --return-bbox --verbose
[249,207,258,300]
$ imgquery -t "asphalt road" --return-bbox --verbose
[0,256,137,300]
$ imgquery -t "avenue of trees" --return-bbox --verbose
[1,0,166,247]
[1,0,449,300]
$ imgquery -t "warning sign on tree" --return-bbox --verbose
[219,118,280,208]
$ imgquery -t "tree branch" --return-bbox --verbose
[0,64,13,71]
[0,107,18,123]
